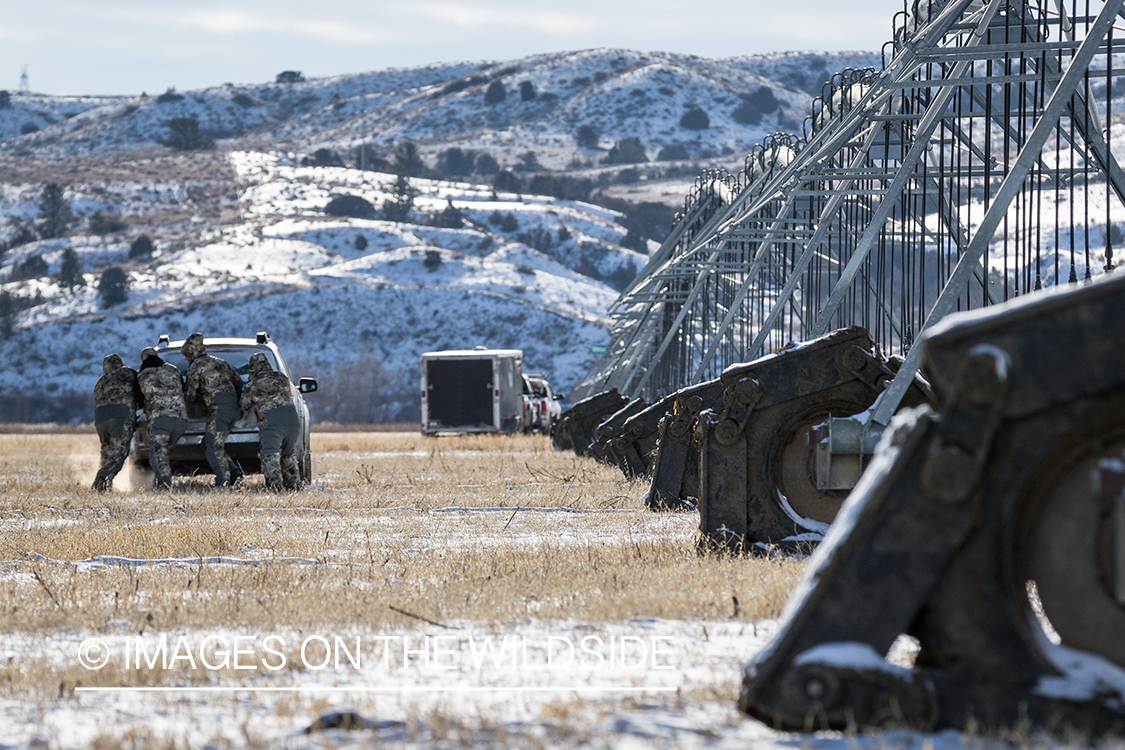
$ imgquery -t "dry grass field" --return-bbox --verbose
[0,430,813,749]
[0,431,1118,750]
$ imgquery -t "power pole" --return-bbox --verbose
[18,65,28,93]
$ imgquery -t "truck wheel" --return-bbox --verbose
[301,451,313,484]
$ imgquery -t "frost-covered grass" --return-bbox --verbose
[0,432,1114,749]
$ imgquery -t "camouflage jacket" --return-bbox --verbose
[240,354,294,420]
[94,354,142,408]
[138,363,187,420]
[185,354,242,411]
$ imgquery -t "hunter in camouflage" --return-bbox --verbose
[241,353,301,490]
[92,353,142,492]
[137,347,188,489]
[181,332,244,487]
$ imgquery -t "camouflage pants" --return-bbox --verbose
[205,393,243,488]
[260,405,301,491]
[149,416,188,489]
[93,404,134,492]
[261,452,301,491]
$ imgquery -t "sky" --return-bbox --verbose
[1,1,904,96]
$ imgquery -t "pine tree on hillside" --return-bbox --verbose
[58,248,85,288]
[392,142,428,177]
[0,291,15,339]
[98,267,129,308]
[37,183,72,239]
[381,175,416,222]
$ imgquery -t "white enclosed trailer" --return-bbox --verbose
[421,348,524,434]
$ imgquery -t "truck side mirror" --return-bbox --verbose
[554,394,564,400]
[299,378,318,393]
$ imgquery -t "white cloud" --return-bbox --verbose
[406,3,599,34]
[174,9,389,44]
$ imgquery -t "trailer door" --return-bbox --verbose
[426,358,494,429]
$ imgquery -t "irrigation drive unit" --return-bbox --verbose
[421,349,524,434]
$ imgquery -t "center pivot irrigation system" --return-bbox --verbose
[554,0,1125,736]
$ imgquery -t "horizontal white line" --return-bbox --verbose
[75,686,677,693]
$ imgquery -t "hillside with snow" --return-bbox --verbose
[0,48,882,423]
[1,50,880,164]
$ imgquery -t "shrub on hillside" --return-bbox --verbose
[354,234,368,251]
[437,148,475,178]
[657,143,690,161]
[430,201,463,229]
[156,88,184,104]
[745,87,779,113]
[20,123,38,135]
[517,227,554,253]
[353,144,393,172]
[305,148,344,167]
[621,219,650,254]
[88,211,126,235]
[11,254,48,281]
[232,93,256,108]
[519,81,536,101]
[473,153,499,175]
[733,87,779,126]
[513,151,541,173]
[129,235,154,259]
[680,107,710,130]
[602,137,647,165]
[159,117,214,150]
[98,267,129,308]
[491,170,522,194]
[0,91,9,109]
[8,224,36,249]
[489,211,519,232]
[325,194,377,220]
[484,81,507,104]
[576,124,600,148]
[276,70,305,84]
[422,250,443,271]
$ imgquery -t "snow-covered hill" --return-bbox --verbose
[2,50,880,165]
[0,151,648,422]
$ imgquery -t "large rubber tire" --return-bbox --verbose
[301,451,313,484]
[742,380,877,544]
[1015,396,1125,669]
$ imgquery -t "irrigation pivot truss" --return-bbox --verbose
[577,0,1125,412]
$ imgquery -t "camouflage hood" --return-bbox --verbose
[248,353,273,378]
[102,353,124,376]
[140,347,164,371]
[181,332,207,360]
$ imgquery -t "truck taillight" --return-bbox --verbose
[421,390,426,399]
[540,401,547,414]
